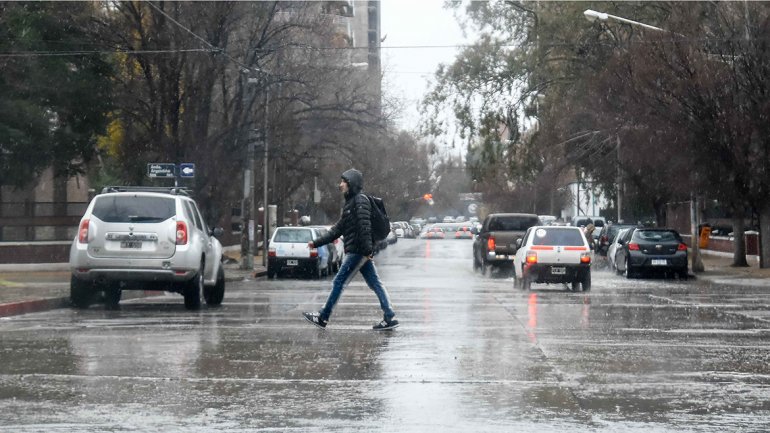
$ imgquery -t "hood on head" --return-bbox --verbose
[341,168,363,195]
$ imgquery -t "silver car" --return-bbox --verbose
[69,186,225,310]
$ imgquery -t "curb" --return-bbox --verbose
[0,297,70,318]
[0,271,267,319]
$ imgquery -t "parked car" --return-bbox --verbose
[513,226,592,291]
[309,226,343,273]
[607,228,631,271]
[473,213,541,273]
[69,186,225,310]
[597,223,637,256]
[268,226,331,279]
[613,227,688,279]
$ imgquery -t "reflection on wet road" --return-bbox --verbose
[1,239,769,432]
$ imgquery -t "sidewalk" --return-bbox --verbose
[0,250,266,318]
[0,250,768,319]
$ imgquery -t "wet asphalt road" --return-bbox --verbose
[1,239,769,432]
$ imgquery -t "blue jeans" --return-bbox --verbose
[319,253,395,322]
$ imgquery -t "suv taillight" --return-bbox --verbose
[78,219,90,244]
[176,221,188,245]
[487,236,496,251]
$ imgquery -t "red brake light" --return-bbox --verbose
[310,248,318,258]
[628,242,640,251]
[268,247,276,257]
[487,236,496,251]
[176,221,188,245]
[78,219,90,243]
[526,251,537,264]
[580,252,591,264]
[677,243,688,251]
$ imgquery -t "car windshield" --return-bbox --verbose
[274,228,313,243]
[532,228,586,246]
[489,216,539,231]
[92,196,175,223]
[633,230,680,242]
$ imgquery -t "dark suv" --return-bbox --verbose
[472,213,540,274]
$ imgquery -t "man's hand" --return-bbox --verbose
[308,241,315,248]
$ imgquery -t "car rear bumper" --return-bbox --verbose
[486,250,516,265]
[525,263,589,283]
[69,248,200,285]
[269,257,320,272]
[629,253,688,271]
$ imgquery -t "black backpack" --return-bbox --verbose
[366,195,391,242]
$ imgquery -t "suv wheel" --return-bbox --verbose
[103,287,122,310]
[184,262,204,310]
[204,266,225,306]
[70,276,94,309]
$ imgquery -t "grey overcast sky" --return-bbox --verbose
[380,0,471,132]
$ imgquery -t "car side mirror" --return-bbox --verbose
[618,239,625,245]
[516,238,523,248]
[211,227,224,238]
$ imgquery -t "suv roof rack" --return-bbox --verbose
[101,186,191,196]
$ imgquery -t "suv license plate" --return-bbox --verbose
[287,259,298,266]
[551,266,566,275]
[651,259,667,266]
[120,240,142,249]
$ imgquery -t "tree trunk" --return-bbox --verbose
[731,208,749,267]
[760,203,770,268]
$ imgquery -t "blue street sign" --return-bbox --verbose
[179,163,196,178]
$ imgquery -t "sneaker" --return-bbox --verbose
[303,312,327,329]
[373,318,399,331]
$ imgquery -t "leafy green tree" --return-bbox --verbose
[0,2,112,187]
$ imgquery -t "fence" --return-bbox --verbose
[0,201,88,242]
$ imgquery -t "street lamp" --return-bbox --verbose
[583,9,666,32]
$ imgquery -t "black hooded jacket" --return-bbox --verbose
[313,169,373,256]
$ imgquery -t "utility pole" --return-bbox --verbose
[262,82,270,267]
[617,135,623,223]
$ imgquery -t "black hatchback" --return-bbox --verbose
[614,228,688,279]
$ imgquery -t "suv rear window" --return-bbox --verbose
[274,228,313,243]
[489,216,540,231]
[92,196,175,223]
[532,228,585,246]
[633,230,680,242]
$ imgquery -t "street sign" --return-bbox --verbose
[179,163,196,178]
[147,163,176,178]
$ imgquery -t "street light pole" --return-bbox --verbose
[262,82,270,267]
[616,135,623,223]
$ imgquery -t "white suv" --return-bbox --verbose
[69,186,225,309]
[513,226,592,291]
